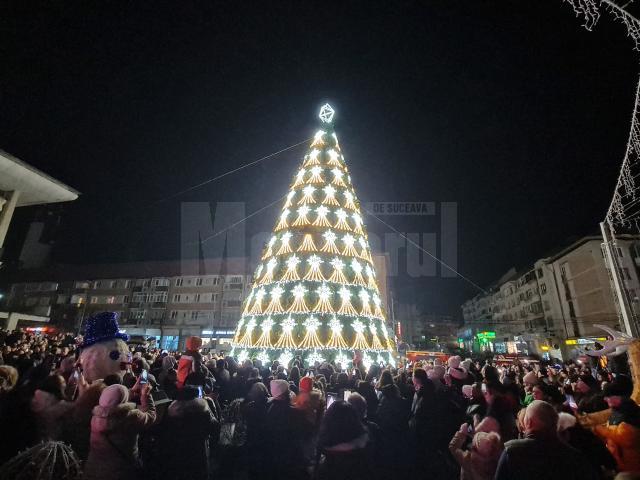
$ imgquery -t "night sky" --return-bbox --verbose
[1,1,638,318]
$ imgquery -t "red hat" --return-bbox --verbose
[300,376,313,393]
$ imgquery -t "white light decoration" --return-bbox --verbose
[255,316,275,348]
[359,236,367,250]
[284,190,296,208]
[257,350,270,365]
[337,286,358,316]
[327,148,341,167]
[305,148,321,167]
[352,212,364,234]
[292,205,311,227]
[232,318,245,343]
[334,351,350,370]
[238,317,257,346]
[308,165,324,184]
[327,314,348,349]
[293,168,306,187]
[320,230,340,254]
[343,190,357,210]
[341,233,358,256]
[259,257,278,284]
[359,289,373,316]
[312,129,326,147]
[264,285,285,314]
[276,231,293,255]
[376,354,385,365]
[362,353,374,372]
[351,259,366,286]
[275,316,298,349]
[328,257,348,283]
[369,321,384,350]
[299,185,316,205]
[287,283,309,313]
[278,208,291,232]
[387,352,395,367]
[312,205,332,227]
[237,349,249,364]
[314,283,334,313]
[331,168,346,187]
[242,289,255,315]
[262,235,278,259]
[298,233,318,252]
[322,185,339,206]
[248,288,266,315]
[372,293,384,318]
[351,319,370,350]
[319,103,335,124]
[307,350,326,366]
[304,254,325,282]
[332,132,340,149]
[281,254,301,282]
[278,350,294,368]
[254,263,264,279]
[300,315,323,349]
[334,208,351,230]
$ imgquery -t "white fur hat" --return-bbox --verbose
[270,379,290,399]
[448,355,462,369]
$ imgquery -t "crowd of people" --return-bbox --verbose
[0,326,639,480]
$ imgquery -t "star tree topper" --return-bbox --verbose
[319,103,335,124]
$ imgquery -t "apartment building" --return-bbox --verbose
[460,235,640,359]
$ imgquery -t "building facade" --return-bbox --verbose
[460,236,640,359]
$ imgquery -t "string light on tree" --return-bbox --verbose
[281,254,302,282]
[305,148,321,167]
[292,206,311,227]
[260,258,278,285]
[278,350,294,368]
[293,168,306,187]
[334,208,351,230]
[328,257,349,284]
[284,191,296,209]
[274,316,298,349]
[299,185,316,205]
[238,317,257,346]
[320,230,341,254]
[248,288,266,315]
[300,315,323,349]
[276,231,293,255]
[262,235,278,259]
[343,191,357,210]
[237,349,249,364]
[298,233,318,252]
[341,233,358,256]
[327,149,341,167]
[322,185,339,206]
[264,285,285,314]
[287,283,309,313]
[307,349,326,367]
[312,205,332,227]
[314,283,334,314]
[351,259,367,286]
[334,351,351,370]
[303,254,326,282]
[331,168,346,187]
[352,319,370,350]
[327,315,349,349]
[312,130,326,147]
[308,166,325,184]
[257,350,270,365]
[255,317,275,348]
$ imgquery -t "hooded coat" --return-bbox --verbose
[594,399,640,473]
[83,385,156,480]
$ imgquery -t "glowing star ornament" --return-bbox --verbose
[352,212,364,235]
[248,288,266,315]
[264,286,285,314]
[259,258,278,285]
[238,317,257,346]
[372,294,384,318]
[334,209,351,231]
[369,321,384,350]
[362,353,374,372]
[284,191,296,208]
[298,233,318,252]
[341,233,358,256]
[319,103,335,124]
[307,350,326,367]
[332,132,340,149]
[304,254,326,282]
[334,351,351,370]
[351,319,370,350]
[312,205,332,227]
[359,289,373,316]
[327,149,341,167]
[304,148,321,167]
[276,231,293,255]
[278,350,294,368]
[255,317,275,348]
[327,315,348,349]
[232,318,245,343]
[312,130,326,147]
[257,350,271,365]
[320,230,340,254]
[274,316,298,349]
[314,283,334,313]
[281,254,301,282]
[242,290,255,315]
[308,166,325,184]
[337,286,358,316]
[300,315,323,349]
[299,185,316,205]
[262,235,278,259]
[292,206,311,227]
[343,191,357,210]
[351,259,367,286]
[293,168,306,187]
[322,185,339,206]
[287,283,309,313]
[328,257,349,284]
[237,349,249,364]
[331,168,346,187]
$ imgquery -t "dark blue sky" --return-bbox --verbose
[1,1,638,317]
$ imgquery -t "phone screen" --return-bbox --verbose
[326,394,337,409]
[343,389,353,401]
[139,369,148,384]
[197,386,204,398]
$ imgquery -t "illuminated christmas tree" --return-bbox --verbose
[231,104,395,366]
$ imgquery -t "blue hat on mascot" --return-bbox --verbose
[81,311,129,348]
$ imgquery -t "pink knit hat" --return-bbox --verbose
[270,379,290,398]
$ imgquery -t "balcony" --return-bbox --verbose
[152,301,167,308]
[153,286,169,291]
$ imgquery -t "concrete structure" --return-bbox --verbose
[395,303,459,350]
[461,235,640,358]
[0,150,79,256]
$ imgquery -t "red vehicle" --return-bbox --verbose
[405,350,450,364]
